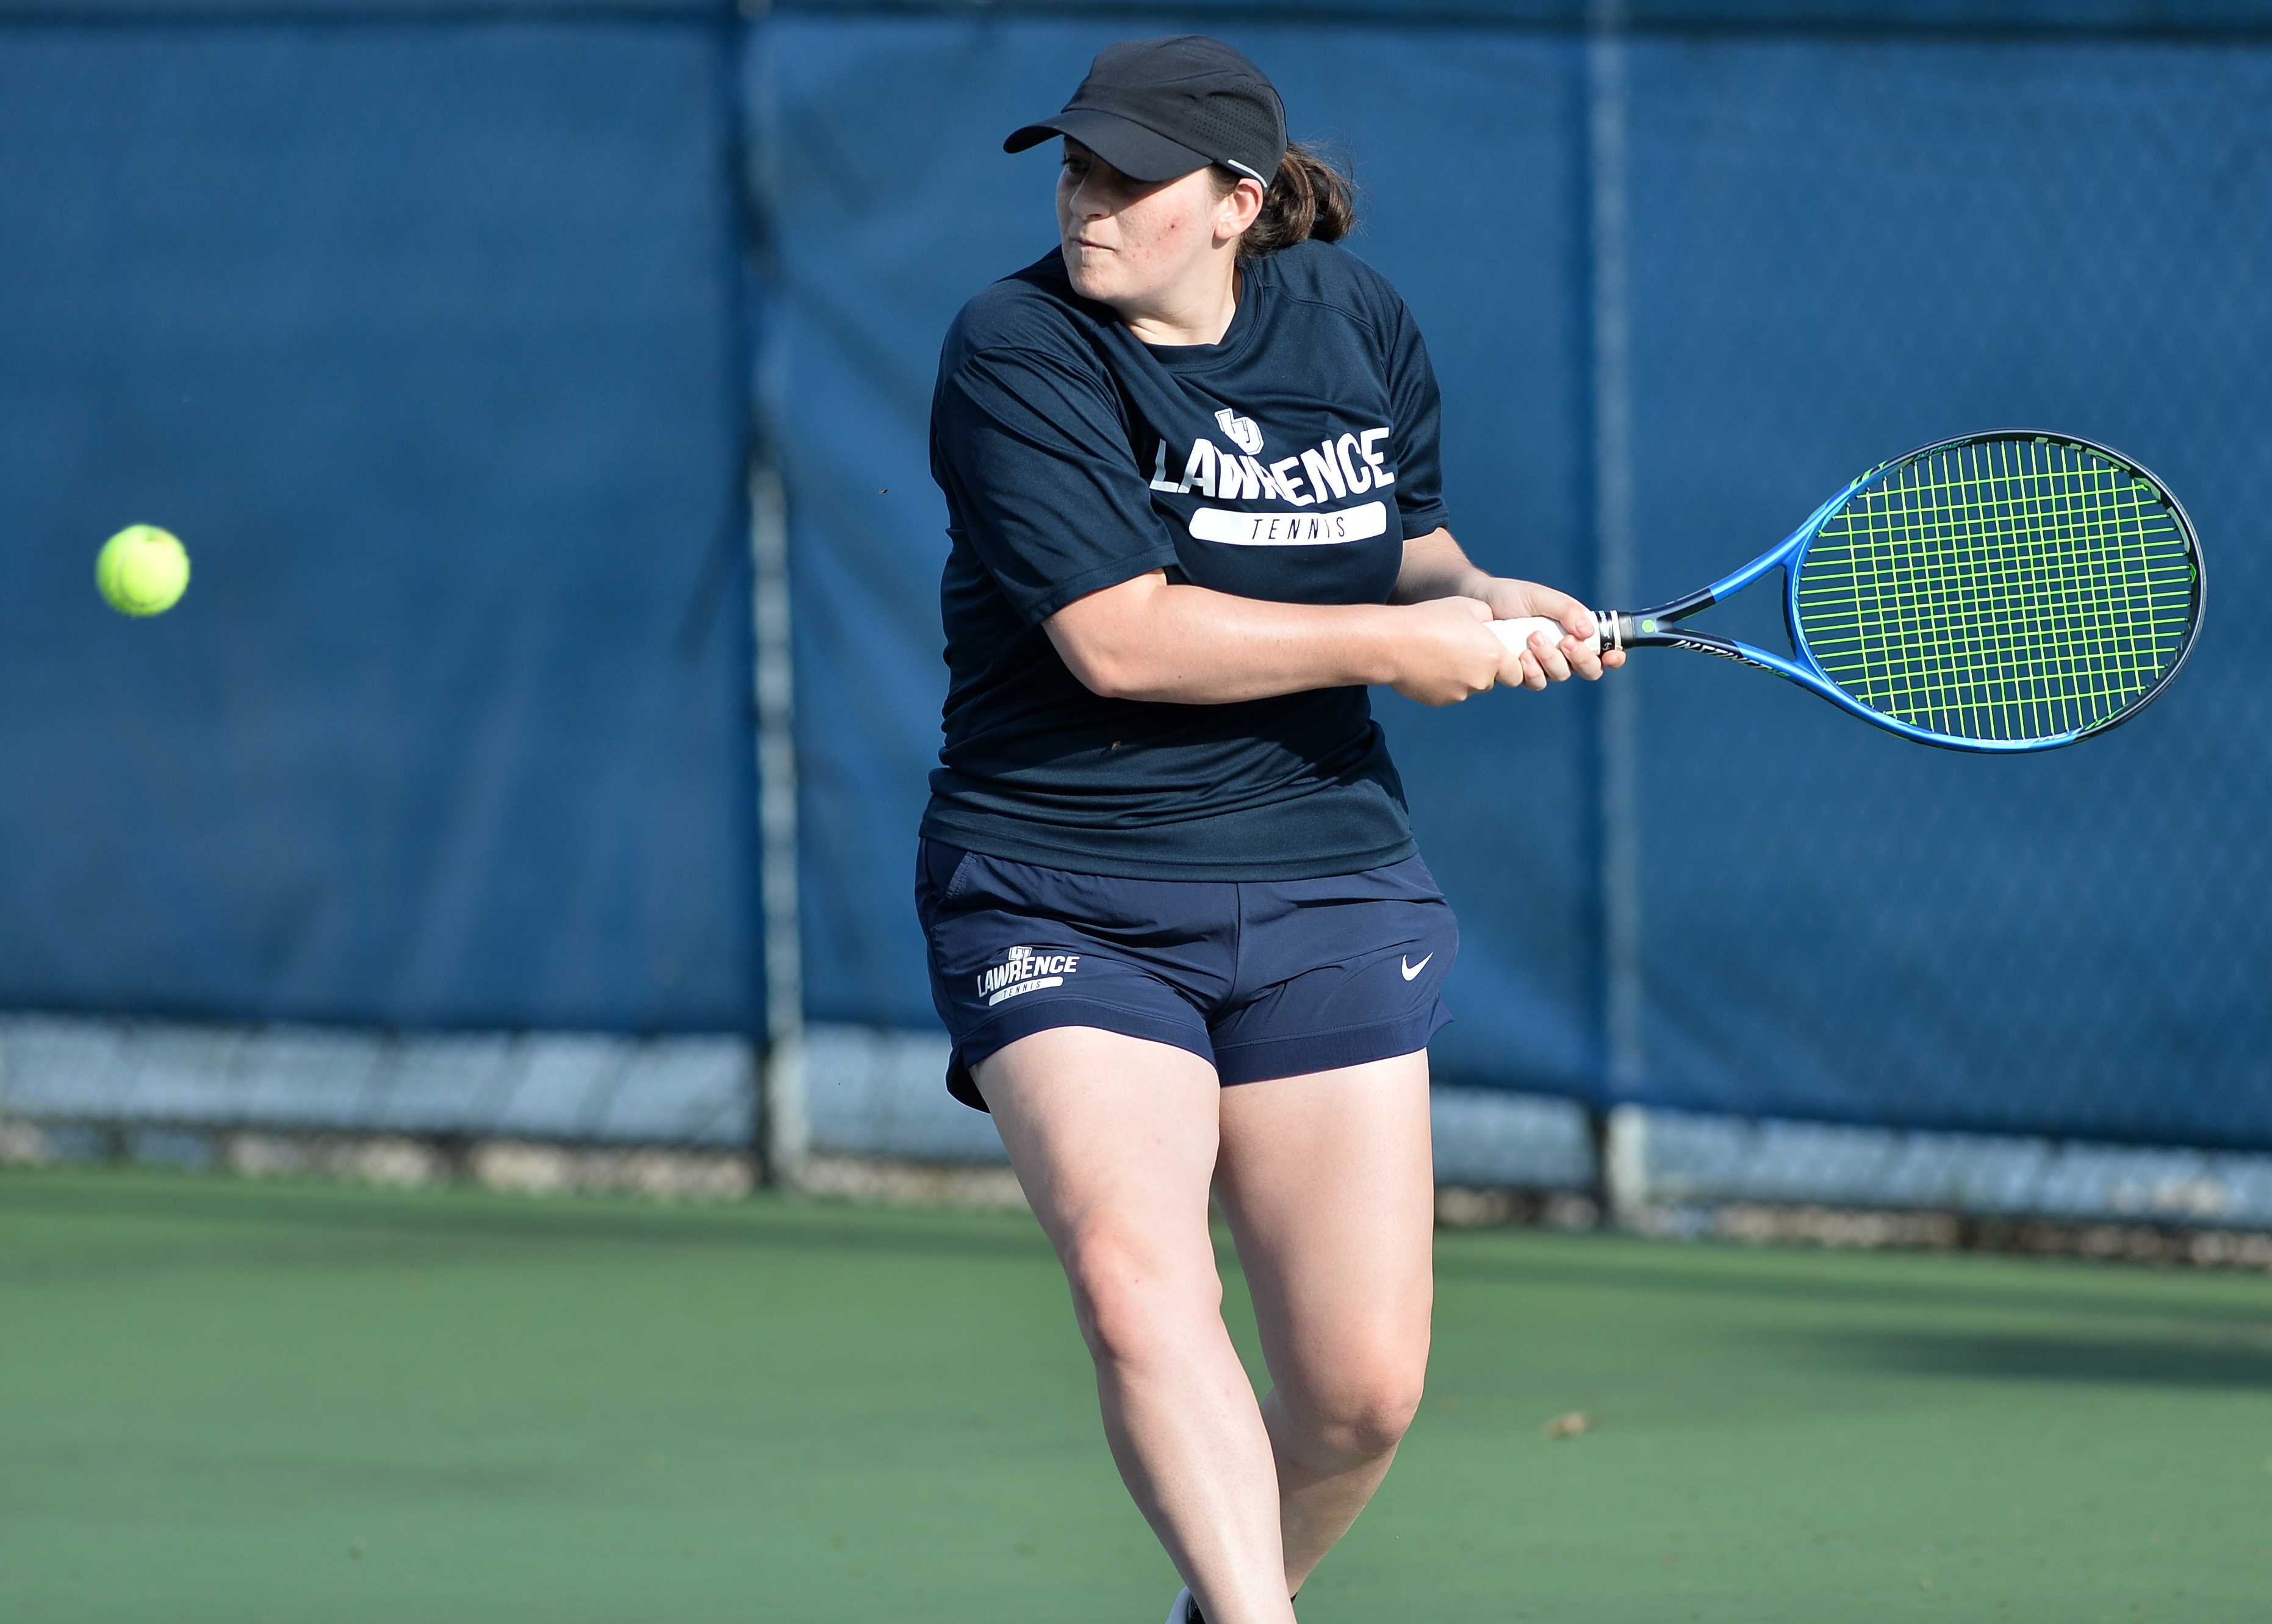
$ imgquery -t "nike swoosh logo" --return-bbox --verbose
[1400,954,1433,982]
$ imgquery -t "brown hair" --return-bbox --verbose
[1213,142,1356,257]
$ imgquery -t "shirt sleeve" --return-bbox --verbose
[932,345,1182,626]
[1385,300,1452,539]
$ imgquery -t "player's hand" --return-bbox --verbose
[1472,577,1627,688]
[1390,596,1509,706]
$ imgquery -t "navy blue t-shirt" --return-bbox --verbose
[923,239,1452,880]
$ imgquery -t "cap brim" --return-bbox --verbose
[1002,109,1213,184]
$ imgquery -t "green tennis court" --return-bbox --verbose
[4,1167,2265,1622]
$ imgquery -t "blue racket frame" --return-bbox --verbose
[1599,430,2206,753]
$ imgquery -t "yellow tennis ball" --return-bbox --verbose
[96,525,190,617]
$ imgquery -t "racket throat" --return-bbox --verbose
[1620,587,1717,647]
[1618,589,1788,670]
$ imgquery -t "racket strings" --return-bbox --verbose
[1793,437,2196,742]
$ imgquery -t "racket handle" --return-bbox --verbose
[1487,613,1608,655]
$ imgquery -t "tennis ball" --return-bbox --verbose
[96,525,190,617]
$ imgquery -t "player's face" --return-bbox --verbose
[1055,140,1226,306]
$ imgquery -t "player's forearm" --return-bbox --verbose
[1047,574,1406,703]
[1390,528,1492,604]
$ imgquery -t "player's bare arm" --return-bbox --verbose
[1045,567,1519,706]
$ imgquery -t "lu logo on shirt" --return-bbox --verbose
[1215,407,1264,455]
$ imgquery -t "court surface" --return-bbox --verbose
[3,1167,2266,1622]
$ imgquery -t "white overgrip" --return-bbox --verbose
[1488,610,1607,655]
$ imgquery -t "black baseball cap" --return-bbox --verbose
[1003,36,1287,188]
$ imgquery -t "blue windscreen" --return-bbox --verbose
[1609,38,2268,1144]
[4,4,2263,1149]
[0,21,758,1031]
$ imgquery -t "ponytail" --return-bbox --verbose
[1216,142,1356,258]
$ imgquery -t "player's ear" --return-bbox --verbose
[1218,175,1266,240]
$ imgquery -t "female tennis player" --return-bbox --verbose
[918,36,1619,1623]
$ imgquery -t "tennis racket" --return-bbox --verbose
[1489,430,2204,752]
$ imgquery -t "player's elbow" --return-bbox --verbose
[1049,622,1145,699]
[1045,573,1170,700]
[1055,637,1149,700]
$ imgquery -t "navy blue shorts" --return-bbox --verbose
[915,839,1458,1112]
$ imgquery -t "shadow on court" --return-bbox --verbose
[1433,1238,2272,1329]
[1768,1326,2272,1390]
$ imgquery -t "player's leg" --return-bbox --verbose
[974,1027,1298,1624]
[1210,1049,1436,1595]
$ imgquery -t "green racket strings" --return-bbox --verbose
[1794,437,2196,741]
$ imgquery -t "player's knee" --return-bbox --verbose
[1325,1375,1426,1459]
[1061,1227,1221,1370]
[1285,1353,1427,1461]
